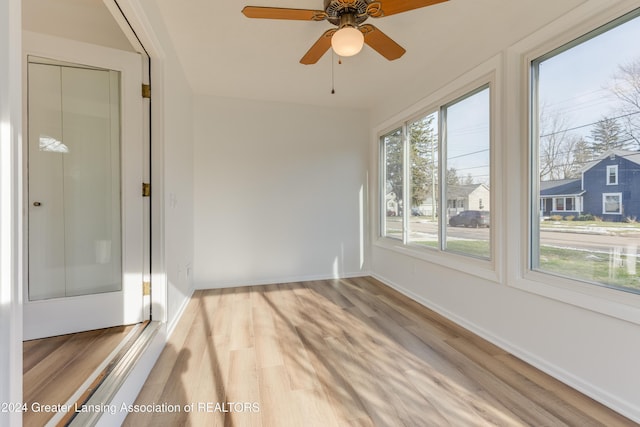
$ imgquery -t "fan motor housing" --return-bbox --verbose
[324,0,370,25]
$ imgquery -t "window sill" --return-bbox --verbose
[513,269,640,326]
[374,237,501,283]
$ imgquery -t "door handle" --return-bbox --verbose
[33,202,42,207]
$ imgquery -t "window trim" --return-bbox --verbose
[510,0,640,326]
[381,84,491,255]
[602,192,622,215]
[606,165,618,185]
[373,55,501,284]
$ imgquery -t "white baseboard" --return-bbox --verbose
[166,286,195,339]
[194,271,370,290]
[370,272,640,424]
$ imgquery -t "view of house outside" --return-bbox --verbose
[382,10,640,293]
[382,87,491,260]
[533,10,640,293]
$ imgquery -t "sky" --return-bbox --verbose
[445,11,640,185]
[446,87,490,185]
[538,11,640,140]
[400,11,640,188]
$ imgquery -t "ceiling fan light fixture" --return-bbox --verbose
[331,26,364,57]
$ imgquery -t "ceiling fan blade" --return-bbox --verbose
[242,6,326,21]
[300,29,336,65]
[361,25,406,61]
[373,0,448,17]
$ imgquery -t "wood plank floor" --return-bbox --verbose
[23,324,137,427]
[124,277,638,427]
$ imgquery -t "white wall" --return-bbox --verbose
[0,0,22,425]
[369,0,640,422]
[193,96,369,288]
[162,62,194,330]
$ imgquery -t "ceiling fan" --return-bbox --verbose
[242,0,449,64]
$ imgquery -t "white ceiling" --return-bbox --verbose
[154,0,587,109]
[22,0,588,110]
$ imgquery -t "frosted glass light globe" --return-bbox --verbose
[331,27,364,57]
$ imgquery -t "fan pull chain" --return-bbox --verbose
[331,51,335,94]
[331,52,342,95]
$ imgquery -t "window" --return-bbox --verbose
[379,85,491,260]
[408,112,439,248]
[553,197,577,212]
[381,128,403,240]
[531,9,640,293]
[566,197,574,211]
[603,193,622,214]
[607,165,618,185]
[444,87,491,258]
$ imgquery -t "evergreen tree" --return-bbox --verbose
[409,115,437,208]
[588,117,623,155]
[383,129,403,209]
[446,167,461,186]
[568,137,591,177]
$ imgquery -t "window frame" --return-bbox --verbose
[379,127,405,241]
[607,165,619,185]
[374,56,501,283]
[514,1,640,326]
[406,109,440,248]
[441,85,492,259]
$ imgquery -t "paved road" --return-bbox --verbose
[539,229,639,252]
[393,218,640,253]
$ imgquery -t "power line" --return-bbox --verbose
[540,136,638,158]
[456,164,490,172]
[539,110,640,138]
[448,148,490,160]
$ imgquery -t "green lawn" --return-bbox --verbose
[412,239,490,259]
[389,216,639,291]
[412,239,639,291]
[539,246,639,291]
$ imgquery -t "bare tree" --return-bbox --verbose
[609,58,640,149]
[539,106,585,180]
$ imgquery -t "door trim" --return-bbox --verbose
[104,0,169,326]
[0,0,23,423]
